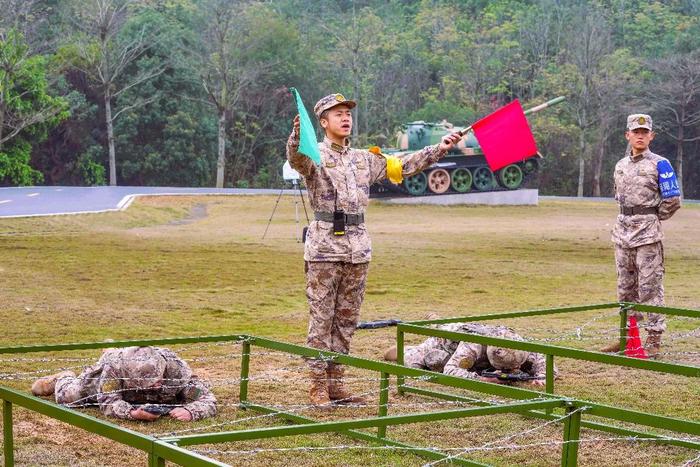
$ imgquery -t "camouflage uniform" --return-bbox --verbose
[287,94,446,371]
[55,346,217,420]
[612,115,681,333]
[404,323,551,379]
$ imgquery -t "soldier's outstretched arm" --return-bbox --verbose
[178,378,218,421]
[287,115,316,178]
[368,133,460,185]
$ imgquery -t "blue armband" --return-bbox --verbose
[657,160,680,198]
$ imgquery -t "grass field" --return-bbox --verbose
[1,195,699,466]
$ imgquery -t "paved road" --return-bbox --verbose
[0,186,301,218]
[0,186,695,218]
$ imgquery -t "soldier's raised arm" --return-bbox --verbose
[287,115,317,178]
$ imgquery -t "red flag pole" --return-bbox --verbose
[457,96,565,137]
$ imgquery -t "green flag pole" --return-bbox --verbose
[290,87,321,165]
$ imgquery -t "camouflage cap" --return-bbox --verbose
[121,347,167,389]
[627,114,652,131]
[314,93,356,119]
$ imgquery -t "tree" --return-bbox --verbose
[0,28,68,185]
[560,4,613,197]
[192,1,297,188]
[589,49,642,197]
[60,0,166,186]
[317,5,386,140]
[646,51,700,195]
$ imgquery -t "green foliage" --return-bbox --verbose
[74,146,106,186]
[6,1,700,196]
[0,28,69,186]
[408,88,477,124]
[0,141,44,185]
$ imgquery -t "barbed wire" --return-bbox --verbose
[189,433,700,460]
[682,451,700,466]
[54,397,532,411]
[424,405,587,466]
[153,386,386,438]
[4,339,698,465]
[530,324,700,344]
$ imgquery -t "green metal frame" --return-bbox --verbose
[396,302,700,393]
[394,302,700,463]
[1,304,699,467]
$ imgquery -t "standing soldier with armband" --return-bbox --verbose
[601,114,681,358]
[287,93,461,406]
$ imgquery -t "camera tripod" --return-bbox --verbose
[262,179,310,242]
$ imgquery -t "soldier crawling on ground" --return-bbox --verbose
[31,346,217,422]
[384,321,556,387]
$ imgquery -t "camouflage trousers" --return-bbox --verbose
[306,261,369,372]
[615,242,666,333]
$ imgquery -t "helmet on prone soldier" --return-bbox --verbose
[486,346,529,371]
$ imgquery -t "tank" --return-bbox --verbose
[373,97,565,196]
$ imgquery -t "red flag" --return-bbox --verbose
[471,100,538,171]
[624,316,648,359]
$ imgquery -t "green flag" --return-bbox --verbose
[290,87,321,165]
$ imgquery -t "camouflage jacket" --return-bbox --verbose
[287,134,445,263]
[405,322,548,380]
[88,347,217,421]
[407,323,502,360]
[612,148,681,248]
[443,338,548,381]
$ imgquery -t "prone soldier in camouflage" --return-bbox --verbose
[385,323,554,387]
[31,346,217,422]
[287,93,462,406]
[601,114,681,358]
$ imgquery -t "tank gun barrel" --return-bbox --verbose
[458,96,566,137]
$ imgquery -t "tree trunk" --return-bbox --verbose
[352,69,360,140]
[216,108,226,188]
[676,120,684,197]
[591,125,607,197]
[577,130,585,197]
[104,92,117,186]
[0,105,5,153]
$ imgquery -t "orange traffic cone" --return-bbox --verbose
[624,316,648,359]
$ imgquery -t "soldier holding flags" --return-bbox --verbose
[287,92,462,406]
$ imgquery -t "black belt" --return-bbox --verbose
[314,211,365,225]
[620,206,658,216]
